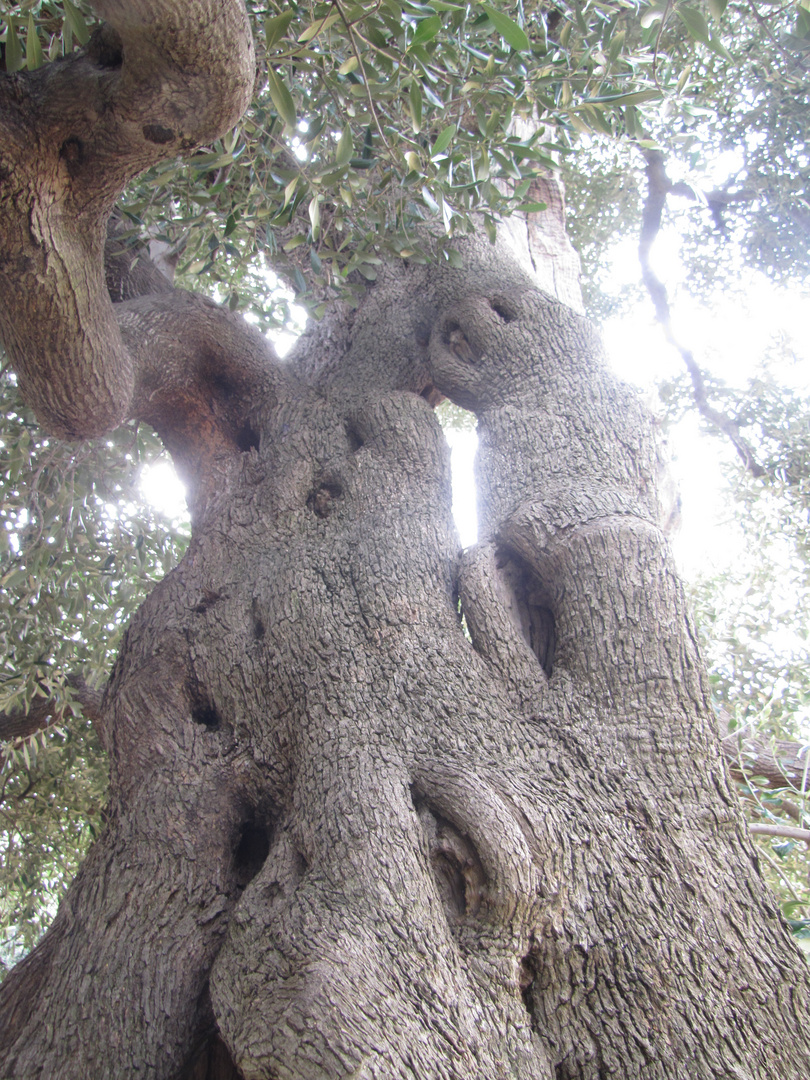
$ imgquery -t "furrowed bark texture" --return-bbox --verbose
[2,228,810,1078]
[2,10,810,1080]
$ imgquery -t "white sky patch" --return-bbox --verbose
[272,304,308,358]
[444,426,478,548]
[664,413,743,579]
[696,147,746,189]
[140,461,187,519]
[599,228,810,581]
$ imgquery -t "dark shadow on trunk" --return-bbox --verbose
[495,548,557,678]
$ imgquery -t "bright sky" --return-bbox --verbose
[601,239,810,579]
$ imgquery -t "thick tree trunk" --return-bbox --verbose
[1,7,809,1079]
[2,231,809,1079]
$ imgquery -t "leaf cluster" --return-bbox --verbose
[0,364,189,973]
[110,0,712,314]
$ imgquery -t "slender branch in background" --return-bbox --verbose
[639,149,766,478]
[333,0,393,155]
[719,711,810,793]
[0,676,103,774]
[764,797,803,823]
[651,0,674,90]
[745,0,809,73]
[749,823,810,843]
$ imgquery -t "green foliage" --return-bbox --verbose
[0,365,189,971]
[0,367,190,720]
[1,717,108,973]
[5,2,806,316]
[66,0,749,314]
[0,0,93,71]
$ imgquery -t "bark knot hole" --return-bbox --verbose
[59,137,84,172]
[143,124,176,146]
[235,421,260,454]
[412,790,486,924]
[490,296,517,323]
[345,423,365,452]
[188,682,222,731]
[234,820,272,889]
[191,701,221,731]
[308,480,343,518]
[87,25,123,67]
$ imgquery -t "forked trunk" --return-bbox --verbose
[2,225,809,1079]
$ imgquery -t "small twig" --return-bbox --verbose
[638,149,766,478]
[652,0,674,90]
[745,0,808,72]
[332,0,393,155]
[346,23,401,66]
[749,823,810,843]
[756,844,806,906]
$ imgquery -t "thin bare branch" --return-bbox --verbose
[749,823,810,843]
[756,844,807,905]
[639,149,766,478]
[332,0,393,155]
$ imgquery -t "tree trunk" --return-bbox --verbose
[1,8,809,1079]
[2,226,809,1078]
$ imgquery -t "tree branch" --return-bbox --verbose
[0,676,104,766]
[719,713,810,793]
[638,149,765,479]
[0,1,254,440]
[749,823,810,843]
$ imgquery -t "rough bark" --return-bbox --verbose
[1,7,810,1080]
[0,0,253,439]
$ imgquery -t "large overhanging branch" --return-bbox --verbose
[0,0,255,440]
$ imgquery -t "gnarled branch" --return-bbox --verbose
[0,1,254,440]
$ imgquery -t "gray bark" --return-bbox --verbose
[1,5,809,1079]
